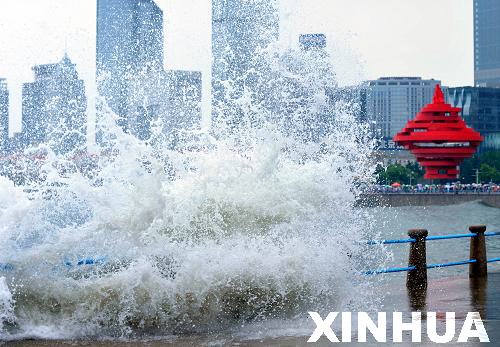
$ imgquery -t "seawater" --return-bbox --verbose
[2,202,498,343]
[370,202,500,279]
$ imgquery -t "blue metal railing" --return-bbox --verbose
[1,233,499,275]
[366,238,415,245]
[364,266,416,275]
[364,231,500,275]
[64,256,107,267]
[426,259,477,269]
[0,257,107,272]
[365,231,500,245]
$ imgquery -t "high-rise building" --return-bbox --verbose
[0,78,8,154]
[295,33,338,141]
[211,0,279,127]
[446,86,500,150]
[364,77,441,145]
[96,0,202,143]
[21,54,87,154]
[474,0,500,87]
[96,0,164,118]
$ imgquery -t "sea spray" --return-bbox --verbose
[0,21,388,340]
[0,102,386,339]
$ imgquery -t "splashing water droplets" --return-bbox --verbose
[0,4,384,339]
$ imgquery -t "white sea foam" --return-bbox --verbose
[0,105,384,339]
[0,21,385,340]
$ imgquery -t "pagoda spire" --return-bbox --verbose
[432,84,445,104]
[393,83,483,180]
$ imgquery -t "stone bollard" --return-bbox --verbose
[469,225,488,278]
[407,229,428,291]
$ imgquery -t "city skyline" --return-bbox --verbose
[0,0,472,136]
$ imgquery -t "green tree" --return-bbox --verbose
[376,164,414,185]
[405,162,424,183]
[479,164,500,183]
[460,150,500,183]
[459,156,478,183]
[481,151,500,171]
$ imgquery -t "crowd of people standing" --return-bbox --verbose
[370,182,500,194]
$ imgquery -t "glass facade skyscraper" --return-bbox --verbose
[96,0,202,143]
[211,0,279,127]
[474,0,500,87]
[96,0,164,118]
[447,86,500,150]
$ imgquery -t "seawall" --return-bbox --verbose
[358,193,500,208]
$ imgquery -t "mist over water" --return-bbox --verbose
[0,2,385,341]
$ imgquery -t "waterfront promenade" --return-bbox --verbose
[359,192,500,208]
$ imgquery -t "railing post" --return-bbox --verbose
[469,225,487,278]
[407,229,428,290]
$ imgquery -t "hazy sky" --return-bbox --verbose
[0,0,473,134]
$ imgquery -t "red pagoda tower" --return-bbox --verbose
[393,85,483,180]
